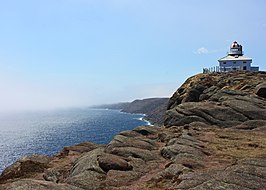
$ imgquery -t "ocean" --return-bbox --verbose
[0,108,150,173]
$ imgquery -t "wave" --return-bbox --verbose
[135,116,152,126]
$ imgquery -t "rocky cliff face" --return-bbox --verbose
[122,98,169,125]
[91,98,169,125]
[1,71,266,190]
[166,71,266,128]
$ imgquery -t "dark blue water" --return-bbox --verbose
[0,108,149,173]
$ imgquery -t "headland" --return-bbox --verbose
[1,70,266,190]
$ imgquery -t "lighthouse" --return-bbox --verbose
[218,41,259,72]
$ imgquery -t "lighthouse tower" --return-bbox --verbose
[218,41,259,72]
[229,41,243,56]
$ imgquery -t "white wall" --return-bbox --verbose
[219,60,252,70]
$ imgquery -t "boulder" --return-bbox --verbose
[98,154,133,172]
[43,169,61,183]
[0,155,51,182]
[69,148,106,177]
[255,83,266,98]
[65,148,107,189]
[66,171,106,190]
[108,134,157,151]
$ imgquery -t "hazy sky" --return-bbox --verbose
[0,0,265,111]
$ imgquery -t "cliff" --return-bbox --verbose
[1,71,266,190]
[121,98,169,125]
[165,71,266,127]
[92,98,169,125]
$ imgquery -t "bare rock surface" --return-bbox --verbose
[0,155,51,183]
[165,71,266,127]
[0,179,83,190]
[1,71,266,189]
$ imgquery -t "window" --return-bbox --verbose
[243,66,247,70]
[223,62,226,64]
[243,61,246,64]
[233,62,236,64]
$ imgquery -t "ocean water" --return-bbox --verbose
[0,108,149,173]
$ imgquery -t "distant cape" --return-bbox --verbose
[91,97,169,125]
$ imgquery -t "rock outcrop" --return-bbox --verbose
[1,71,266,189]
[165,71,266,128]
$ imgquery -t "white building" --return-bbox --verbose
[218,41,259,72]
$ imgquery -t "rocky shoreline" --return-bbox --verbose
[121,98,169,125]
[92,98,169,125]
[0,71,266,189]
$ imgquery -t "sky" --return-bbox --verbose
[0,0,266,112]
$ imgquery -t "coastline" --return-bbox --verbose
[91,97,169,126]
[135,116,152,126]
[118,109,153,126]
[1,71,265,189]
[0,108,149,174]
[94,107,154,126]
